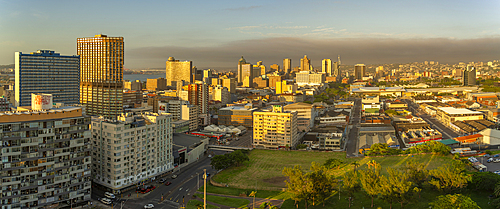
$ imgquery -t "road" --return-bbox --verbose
[91,149,231,209]
[209,130,253,148]
[345,98,361,157]
[405,99,460,139]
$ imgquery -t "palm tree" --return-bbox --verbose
[351,161,360,171]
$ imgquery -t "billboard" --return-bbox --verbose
[158,102,167,114]
[32,94,53,110]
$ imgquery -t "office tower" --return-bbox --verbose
[237,56,253,87]
[166,57,193,86]
[322,59,333,76]
[146,78,167,91]
[463,65,477,86]
[300,55,311,71]
[124,80,142,91]
[182,104,199,131]
[333,62,340,77]
[376,66,384,78]
[221,77,236,94]
[184,82,209,114]
[209,85,230,105]
[268,75,283,89]
[270,64,280,72]
[254,61,266,75]
[15,50,80,107]
[219,104,257,127]
[0,98,91,208]
[77,34,124,119]
[253,105,298,149]
[91,112,173,192]
[283,58,292,75]
[354,64,366,80]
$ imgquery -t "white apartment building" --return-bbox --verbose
[91,112,173,193]
[253,105,299,149]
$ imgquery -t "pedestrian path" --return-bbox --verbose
[194,192,284,209]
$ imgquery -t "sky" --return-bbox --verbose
[1,0,499,69]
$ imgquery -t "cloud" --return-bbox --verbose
[125,37,500,69]
[224,5,262,11]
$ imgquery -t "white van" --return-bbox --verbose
[101,198,112,205]
[104,192,116,199]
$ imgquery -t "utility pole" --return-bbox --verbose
[204,169,207,209]
[197,173,200,189]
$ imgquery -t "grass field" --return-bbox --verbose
[194,194,250,208]
[213,150,456,189]
[186,199,219,209]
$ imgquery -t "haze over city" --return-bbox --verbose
[1,0,499,69]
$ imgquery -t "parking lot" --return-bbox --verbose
[476,156,500,173]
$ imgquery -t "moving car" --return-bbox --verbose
[165,182,171,186]
[159,179,166,183]
[172,175,177,179]
[144,204,155,208]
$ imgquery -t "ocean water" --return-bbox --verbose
[124,74,164,82]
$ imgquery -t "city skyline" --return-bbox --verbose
[1,0,499,69]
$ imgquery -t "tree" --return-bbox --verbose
[324,158,344,170]
[230,150,249,166]
[359,163,382,207]
[210,154,232,170]
[428,162,470,192]
[429,194,480,209]
[401,160,428,187]
[351,161,360,172]
[307,162,337,207]
[471,172,500,191]
[342,171,360,208]
[385,168,413,208]
[283,165,307,208]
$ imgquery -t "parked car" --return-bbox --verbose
[104,192,115,199]
[494,159,500,163]
[206,173,210,177]
[159,179,166,183]
[487,158,494,163]
[485,154,491,158]
[165,182,171,186]
[100,198,112,205]
[495,154,500,158]
[144,204,155,209]
[172,175,177,179]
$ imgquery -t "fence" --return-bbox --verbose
[210,177,285,192]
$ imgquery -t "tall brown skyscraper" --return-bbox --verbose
[354,64,366,80]
[77,34,124,118]
[166,57,193,86]
[283,58,291,75]
[300,55,311,71]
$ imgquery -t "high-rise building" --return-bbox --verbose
[91,112,173,193]
[183,82,209,114]
[300,55,311,71]
[254,61,266,76]
[333,62,340,78]
[237,56,253,87]
[376,66,384,78]
[0,100,91,208]
[166,57,193,86]
[253,105,299,149]
[181,104,199,131]
[77,34,124,119]
[270,64,280,72]
[15,50,80,107]
[124,80,142,91]
[322,59,333,76]
[209,85,230,105]
[463,65,477,86]
[283,58,292,75]
[221,77,236,94]
[354,64,366,80]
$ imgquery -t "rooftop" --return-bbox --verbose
[437,107,483,115]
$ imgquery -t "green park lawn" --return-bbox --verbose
[194,194,250,208]
[213,149,456,189]
[186,199,219,209]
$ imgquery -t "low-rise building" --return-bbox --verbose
[436,107,484,126]
[218,104,257,128]
[172,133,209,167]
[172,120,190,133]
[284,102,316,132]
[279,93,304,103]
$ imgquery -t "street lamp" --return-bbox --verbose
[203,169,207,209]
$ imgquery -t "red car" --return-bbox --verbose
[165,182,171,186]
